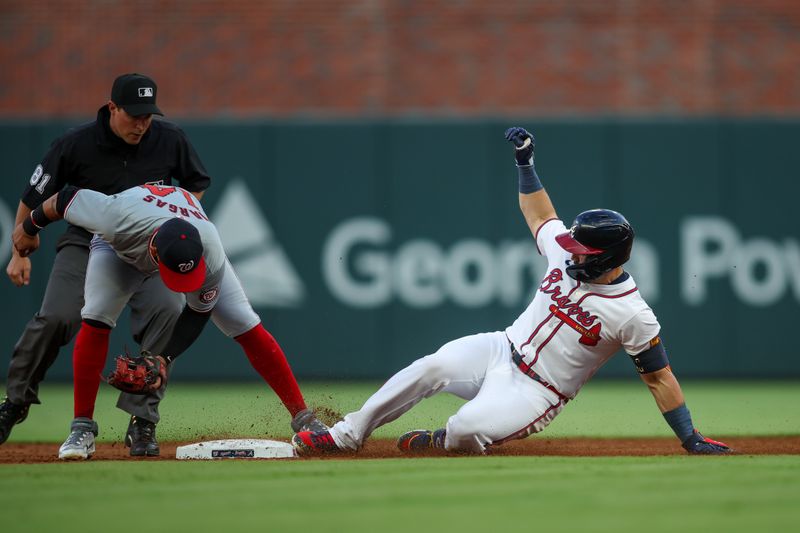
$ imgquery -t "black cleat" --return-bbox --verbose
[0,398,30,445]
[397,428,447,452]
[125,416,160,457]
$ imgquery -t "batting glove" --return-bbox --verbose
[682,430,732,455]
[504,126,535,166]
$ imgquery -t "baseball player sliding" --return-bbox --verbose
[13,183,326,460]
[293,127,732,456]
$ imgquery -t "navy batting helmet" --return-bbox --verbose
[555,209,634,282]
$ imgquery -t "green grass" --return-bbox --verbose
[2,380,799,532]
[1,456,798,532]
[5,379,799,443]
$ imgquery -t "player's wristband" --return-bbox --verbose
[22,215,41,236]
[517,164,543,194]
[32,205,53,227]
[662,403,695,442]
[24,205,55,236]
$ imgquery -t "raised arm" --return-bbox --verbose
[504,127,558,238]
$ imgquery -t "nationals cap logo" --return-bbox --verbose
[154,218,205,293]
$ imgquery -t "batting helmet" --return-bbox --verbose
[555,209,635,282]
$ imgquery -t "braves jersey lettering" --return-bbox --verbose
[539,268,598,327]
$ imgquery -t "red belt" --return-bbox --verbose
[509,342,570,403]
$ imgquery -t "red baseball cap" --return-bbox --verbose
[555,231,604,255]
[153,218,206,293]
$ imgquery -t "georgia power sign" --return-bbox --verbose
[1,181,794,310]
[209,181,800,310]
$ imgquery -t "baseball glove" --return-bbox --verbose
[106,351,168,394]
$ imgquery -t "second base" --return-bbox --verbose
[176,439,296,460]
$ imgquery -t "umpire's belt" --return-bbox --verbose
[509,341,569,403]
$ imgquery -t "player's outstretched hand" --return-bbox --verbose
[12,223,40,258]
[504,126,535,166]
[682,430,732,454]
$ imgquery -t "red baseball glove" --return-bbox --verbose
[106,351,168,394]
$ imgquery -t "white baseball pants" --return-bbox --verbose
[330,330,566,453]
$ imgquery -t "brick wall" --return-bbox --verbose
[1,0,799,118]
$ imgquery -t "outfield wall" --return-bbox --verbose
[0,119,797,379]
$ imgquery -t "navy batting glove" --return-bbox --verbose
[682,430,732,455]
[504,126,535,166]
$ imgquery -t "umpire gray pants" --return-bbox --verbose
[4,244,182,423]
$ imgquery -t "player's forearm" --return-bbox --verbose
[40,194,62,221]
[506,128,558,236]
[519,189,558,238]
[636,352,725,451]
[20,193,64,235]
[13,200,33,225]
[11,201,34,257]
[640,367,685,413]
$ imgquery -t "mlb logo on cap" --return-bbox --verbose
[111,73,163,116]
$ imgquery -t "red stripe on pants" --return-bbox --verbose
[235,324,306,416]
[73,321,111,419]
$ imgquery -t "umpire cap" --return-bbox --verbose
[111,73,163,117]
[153,218,206,293]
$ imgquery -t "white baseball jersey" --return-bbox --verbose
[505,218,660,398]
[328,217,660,453]
[67,185,259,337]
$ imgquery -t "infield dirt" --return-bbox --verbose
[2,436,798,463]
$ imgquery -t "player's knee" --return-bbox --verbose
[149,294,184,315]
[444,413,489,453]
[31,309,82,339]
[83,317,114,329]
[36,304,81,325]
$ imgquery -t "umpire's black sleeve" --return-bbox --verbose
[174,127,211,193]
[20,135,75,208]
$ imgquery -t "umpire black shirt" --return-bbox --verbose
[21,105,212,250]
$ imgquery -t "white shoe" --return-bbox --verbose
[58,418,98,460]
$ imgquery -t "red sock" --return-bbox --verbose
[235,324,306,416]
[73,321,111,419]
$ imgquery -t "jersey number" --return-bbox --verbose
[141,184,198,208]
[30,164,51,194]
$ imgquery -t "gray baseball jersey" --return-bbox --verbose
[66,185,259,336]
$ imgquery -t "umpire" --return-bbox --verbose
[0,73,211,456]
